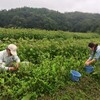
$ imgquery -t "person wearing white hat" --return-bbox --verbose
[0,44,20,71]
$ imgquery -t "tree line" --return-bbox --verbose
[0,7,100,33]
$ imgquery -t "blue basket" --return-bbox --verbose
[70,70,81,81]
[85,66,94,73]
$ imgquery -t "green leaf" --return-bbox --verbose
[0,78,4,84]
[21,94,32,100]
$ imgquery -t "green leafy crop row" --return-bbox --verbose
[0,28,100,100]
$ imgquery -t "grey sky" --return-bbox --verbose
[0,0,100,14]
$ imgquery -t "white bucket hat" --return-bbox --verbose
[7,44,17,56]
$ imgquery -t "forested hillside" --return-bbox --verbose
[0,7,100,32]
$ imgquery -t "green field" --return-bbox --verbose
[0,28,100,100]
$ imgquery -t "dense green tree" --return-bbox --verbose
[0,7,100,32]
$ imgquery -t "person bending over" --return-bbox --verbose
[0,44,20,71]
[85,42,100,66]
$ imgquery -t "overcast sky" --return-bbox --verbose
[0,0,100,14]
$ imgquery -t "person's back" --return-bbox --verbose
[96,45,100,53]
[93,45,100,61]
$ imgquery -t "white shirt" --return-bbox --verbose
[0,50,20,66]
[89,45,100,60]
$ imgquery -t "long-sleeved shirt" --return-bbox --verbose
[0,50,20,67]
[89,45,100,60]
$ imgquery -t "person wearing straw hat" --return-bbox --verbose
[85,42,100,66]
[0,44,20,71]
